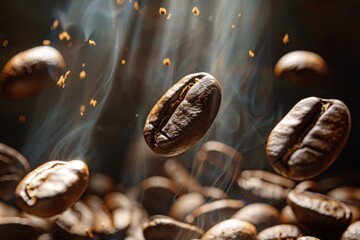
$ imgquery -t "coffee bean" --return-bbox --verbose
[163,158,203,192]
[144,72,221,156]
[266,97,351,180]
[0,201,19,217]
[168,192,206,222]
[85,172,116,197]
[194,141,244,193]
[280,205,298,225]
[54,200,94,239]
[231,203,281,232]
[0,143,30,200]
[297,237,320,240]
[83,194,118,237]
[287,189,352,238]
[0,216,43,240]
[341,221,360,240]
[137,176,184,216]
[143,217,204,240]
[327,186,360,223]
[187,199,245,231]
[200,219,257,240]
[257,224,302,240]
[0,46,66,100]
[237,170,295,209]
[274,50,329,88]
[294,180,319,192]
[15,160,89,218]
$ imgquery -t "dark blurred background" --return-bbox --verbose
[0,0,359,182]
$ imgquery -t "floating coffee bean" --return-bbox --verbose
[231,203,281,232]
[0,46,66,100]
[0,216,43,240]
[200,219,257,240]
[194,141,244,193]
[143,217,204,240]
[287,190,352,238]
[237,170,295,209]
[274,50,329,88]
[257,224,302,240]
[54,200,94,239]
[187,199,244,231]
[144,72,221,156]
[15,160,90,218]
[266,97,351,180]
[168,192,205,222]
[341,221,360,240]
[0,143,31,200]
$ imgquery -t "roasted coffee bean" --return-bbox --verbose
[200,186,228,202]
[187,199,244,231]
[237,170,295,209]
[83,194,117,237]
[257,224,302,240]
[54,200,94,239]
[168,192,206,222]
[194,141,244,193]
[266,97,351,180]
[0,143,30,200]
[280,205,298,225]
[341,221,360,240]
[126,201,148,240]
[297,237,320,240]
[85,172,116,197]
[201,219,257,240]
[103,192,133,238]
[327,186,360,222]
[0,216,43,240]
[287,190,352,239]
[143,217,204,240]
[0,46,66,100]
[274,50,329,88]
[163,158,203,192]
[0,201,19,217]
[15,160,90,218]
[231,203,281,232]
[294,180,319,192]
[144,72,221,156]
[137,176,184,216]
[103,192,133,211]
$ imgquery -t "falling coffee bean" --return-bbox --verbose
[266,97,351,180]
[0,46,66,100]
[287,189,352,239]
[144,72,221,156]
[15,160,90,218]
[274,50,329,88]
[0,143,31,200]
